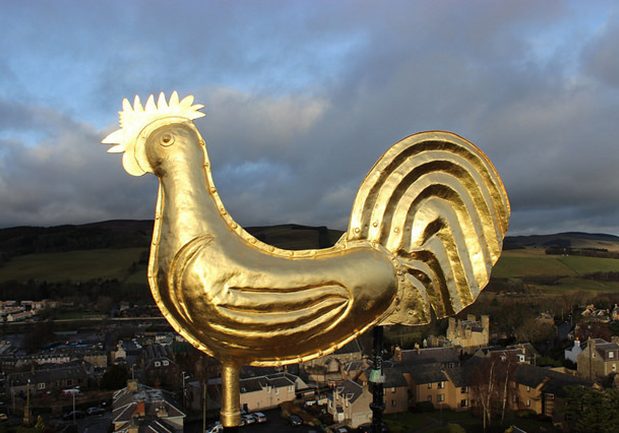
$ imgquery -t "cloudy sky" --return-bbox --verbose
[0,0,618,235]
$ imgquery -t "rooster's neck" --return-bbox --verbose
[152,139,231,268]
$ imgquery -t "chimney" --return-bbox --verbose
[481,315,490,331]
[134,400,145,418]
[127,379,139,393]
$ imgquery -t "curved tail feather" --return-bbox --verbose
[346,131,510,325]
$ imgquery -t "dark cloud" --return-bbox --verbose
[0,1,618,235]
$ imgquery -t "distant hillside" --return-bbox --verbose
[0,220,344,259]
[504,232,619,252]
[1,221,618,300]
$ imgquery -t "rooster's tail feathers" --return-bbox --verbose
[346,131,510,324]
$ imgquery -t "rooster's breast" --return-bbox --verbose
[161,233,398,365]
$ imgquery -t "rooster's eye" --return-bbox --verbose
[160,133,175,146]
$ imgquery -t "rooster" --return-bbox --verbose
[103,91,508,393]
[103,92,509,366]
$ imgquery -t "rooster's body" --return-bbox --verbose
[103,92,509,367]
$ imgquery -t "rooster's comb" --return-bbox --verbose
[102,91,205,153]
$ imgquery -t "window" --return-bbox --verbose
[391,387,396,393]
[437,394,445,402]
[460,399,468,408]
[427,395,432,402]
[275,388,279,395]
[609,352,615,359]
[162,360,169,366]
[154,361,161,367]
[391,400,396,407]
[526,386,531,392]
[461,386,468,393]
[37,383,45,390]
[427,383,432,389]
[438,381,445,389]
[526,399,531,407]
[612,364,616,372]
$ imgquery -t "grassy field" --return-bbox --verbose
[493,248,619,278]
[0,247,146,282]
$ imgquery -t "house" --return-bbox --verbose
[112,379,185,433]
[473,344,538,365]
[239,372,305,412]
[328,380,372,428]
[512,364,592,424]
[381,367,409,414]
[576,337,619,380]
[7,363,91,395]
[564,339,582,364]
[302,339,364,385]
[393,346,460,368]
[141,344,178,389]
[446,314,490,352]
[402,363,472,411]
[196,372,306,413]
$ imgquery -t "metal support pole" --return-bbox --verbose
[221,362,241,433]
[370,326,384,433]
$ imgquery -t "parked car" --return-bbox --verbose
[0,413,8,421]
[86,407,105,416]
[356,423,388,432]
[289,414,303,426]
[242,414,256,425]
[253,412,267,423]
[62,411,85,420]
[205,421,223,433]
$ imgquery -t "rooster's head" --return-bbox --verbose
[102,91,205,176]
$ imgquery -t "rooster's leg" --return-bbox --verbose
[220,361,241,431]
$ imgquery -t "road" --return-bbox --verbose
[186,409,323,433]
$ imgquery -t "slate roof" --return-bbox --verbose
[335,380,365,404]
[442,366,474,388]
[398,347,460,366]
[8,362,89,386]
[381,367,408,388]
[404,363,447,385]
[514,364,592,397]
[112,383,184,424]
[238,372,296,394]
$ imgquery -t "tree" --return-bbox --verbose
[469,356,517,432]
[100,364,129,390]
[564,386,619,433]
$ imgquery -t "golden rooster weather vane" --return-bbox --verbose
[103,92,510,428]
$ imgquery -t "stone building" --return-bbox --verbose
[446,314,489,351]
[576,337,619,380]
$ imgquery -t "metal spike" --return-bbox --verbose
[122,98,132,113]
[145,95,156,111]
[133,95,144,112]
[102,129,125,144]
[157,92,168,109]
[170,91,180,107]
[180,95,194,107]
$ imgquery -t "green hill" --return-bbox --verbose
[0,221,618,299]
